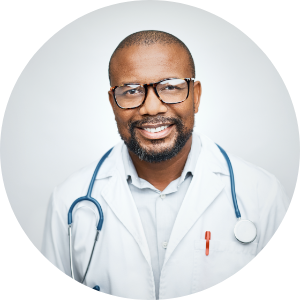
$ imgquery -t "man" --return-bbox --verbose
[42,31,289,299]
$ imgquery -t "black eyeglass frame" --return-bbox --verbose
[110,78,195,109]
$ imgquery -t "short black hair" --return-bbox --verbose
[108,30,195,84]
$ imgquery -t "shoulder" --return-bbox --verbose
[198,133,289,207]
[229,153,279,188]
[228,156,290,226]
[230,153,289,206]
[54,160,99,198]
[199,133,281,185]
[52,142,124,207]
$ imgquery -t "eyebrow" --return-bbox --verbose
[120,77,180,86]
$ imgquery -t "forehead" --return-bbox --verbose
[110,44,192,85]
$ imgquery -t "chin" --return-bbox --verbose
[143,140,175,152]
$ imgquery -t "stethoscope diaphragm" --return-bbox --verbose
[234,219,257,244]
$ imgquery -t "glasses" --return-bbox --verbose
[110,78,195,109]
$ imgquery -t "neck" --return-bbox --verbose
[128,136,192,191]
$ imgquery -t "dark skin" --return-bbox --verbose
[109,44,201,191]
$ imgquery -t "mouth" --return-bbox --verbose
[136,123,175,139]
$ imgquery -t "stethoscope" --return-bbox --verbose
[67,144,257,290]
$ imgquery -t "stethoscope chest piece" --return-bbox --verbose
[234,219,257,244]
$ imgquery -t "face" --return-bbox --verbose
[108,43,201,162]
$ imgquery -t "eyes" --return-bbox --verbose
[122,84,183,96]
[113,78,190,108]
[123,89,144,96]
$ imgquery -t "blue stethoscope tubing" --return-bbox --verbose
[67,144,256,290]
[216,144,241,219]
[216,145,257,244]
[68,148,113,291]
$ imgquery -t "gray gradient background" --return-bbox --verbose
[1,1,299,251]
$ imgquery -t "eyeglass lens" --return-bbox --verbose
[114,79,189,108]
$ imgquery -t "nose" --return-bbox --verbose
[139,86,168,115]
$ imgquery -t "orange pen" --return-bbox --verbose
[205,231,211,256]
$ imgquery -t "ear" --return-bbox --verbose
[108,90,115,111]
[193,81,201,114]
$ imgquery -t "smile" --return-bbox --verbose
[143,125,170,133]
[137,124,174,139]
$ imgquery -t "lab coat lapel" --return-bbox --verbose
[99,145,152,267]
[163,135,227,266]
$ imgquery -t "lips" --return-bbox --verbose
[142,124,170,133]
[138,122,173,129]
[137,124,174,139]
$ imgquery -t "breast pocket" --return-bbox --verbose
[192,239,258,293]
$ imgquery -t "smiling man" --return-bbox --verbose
[108,32,200,192]
[42,31,289,299]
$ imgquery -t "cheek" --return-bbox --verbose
[172,102,195,129]
[114,111,134,135]
[185,111,195,128]
[184,99,195,126]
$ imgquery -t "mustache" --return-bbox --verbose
[128,116,183,130]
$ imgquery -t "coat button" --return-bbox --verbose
[162,241,168,249]
[160,194,166,199]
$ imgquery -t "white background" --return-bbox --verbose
[1,0,299,251]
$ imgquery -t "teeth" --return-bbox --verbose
[144,125,169,133]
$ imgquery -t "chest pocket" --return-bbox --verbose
[192,239,258,293]
[195,239,258,254]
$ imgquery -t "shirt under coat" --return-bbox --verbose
[123,134,201,299]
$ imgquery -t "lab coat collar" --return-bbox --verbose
[201,134,230,176]
[97,142,153,269]
[95,133,229,180]
[95,133,230,270]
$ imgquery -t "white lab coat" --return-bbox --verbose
[42,133,289,299]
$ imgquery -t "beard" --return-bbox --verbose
[118,116,193,163]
